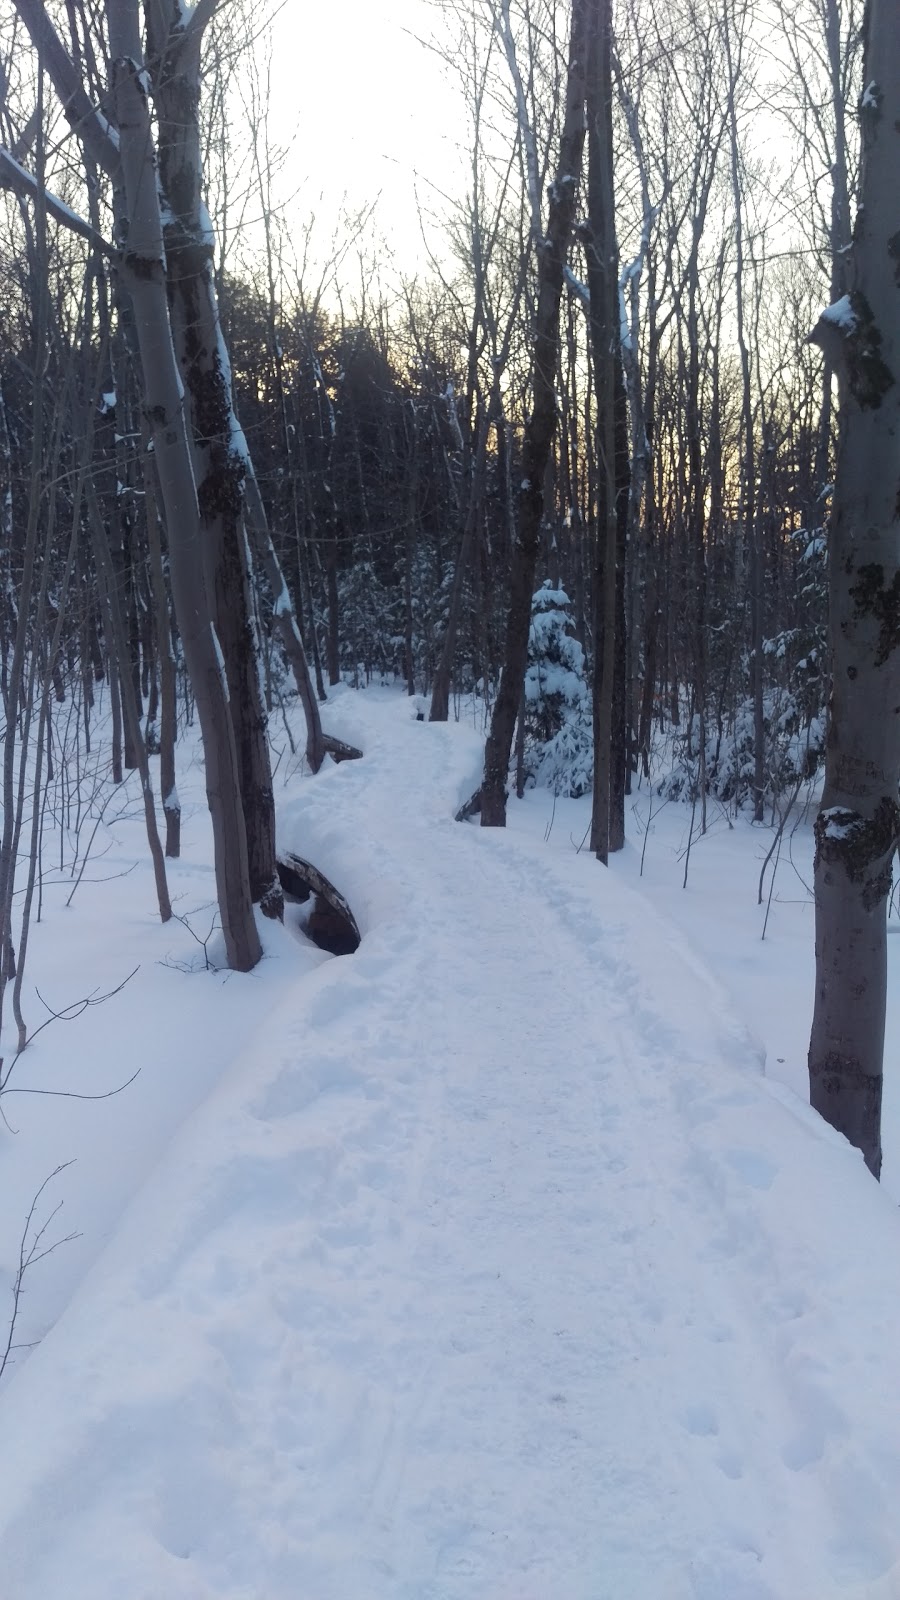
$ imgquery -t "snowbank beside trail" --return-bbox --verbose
[1,688,899,1600]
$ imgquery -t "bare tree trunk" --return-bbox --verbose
[107,0,261,970]
[807,0,900,1178]
[586,0,620,861]
[481,0,588,825]
[611,355,629,839]
[86,474,171,922]
[243,466,326,773]
[0,376,13,717]
[147,2,279,917]
[0,90,48,1034]
[324,522,341,687]
[141,417,181,857]
[723,0,764,822]
[248,175,329,760]
[403,399,419,697]
[431,406,489,723]
[107,645,124,786]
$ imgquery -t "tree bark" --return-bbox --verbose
[586,0,620,861]
[141,415,181,857]
[807,0,900,1178]
[147,3,279,917]
[107,0,261,970]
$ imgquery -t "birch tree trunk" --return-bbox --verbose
[146,1,280,917]
[807,0,900,1178]
[107,0,261,970]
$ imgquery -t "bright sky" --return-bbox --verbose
[267,0,464,275]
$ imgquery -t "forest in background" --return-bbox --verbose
[2,0,897,1172]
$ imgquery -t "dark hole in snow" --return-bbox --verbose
[276,852,361,957]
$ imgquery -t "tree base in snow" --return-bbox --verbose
[259,877,285,922]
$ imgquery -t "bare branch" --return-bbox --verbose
[0,146,116,257]
[0,967,140,1093]
[181,0,225,48]
[0,1164,80,1384]
[12,0,119,176]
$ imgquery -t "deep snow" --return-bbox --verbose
[1,688,899,1599]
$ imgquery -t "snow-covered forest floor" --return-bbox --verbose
[1,687,899,1599]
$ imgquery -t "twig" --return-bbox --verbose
[633,794,671,877]
[0,967,139,1093]
[757,771,805,908]
[166,910,221,972]
[2,1070,140,1100]
[0,1164,80,1384]
[682,787,699,889]
[572,819,592,854]
[543,792,557,843]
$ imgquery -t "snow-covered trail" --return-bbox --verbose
[1,691,899,1599]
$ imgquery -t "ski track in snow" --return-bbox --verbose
[1,690,899,1599]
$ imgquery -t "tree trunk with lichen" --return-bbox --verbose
[147,1,281,918]
[807,0,900,1179]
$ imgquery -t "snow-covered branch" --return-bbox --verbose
[564,264,590,309]
[0,146,116,257]
[12,0,120,176]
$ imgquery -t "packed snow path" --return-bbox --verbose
[1,692,899,1599]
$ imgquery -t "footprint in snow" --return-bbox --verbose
[716,1448,744,1480]
[724,1148,778,1192]
[681,1401,719,1437]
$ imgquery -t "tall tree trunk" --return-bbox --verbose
[723,0,763,821]
[141,416,181,857]
[431,404,489,723]
[148,1,279,917]
[611,356,629,833]
[107,0,261,970]
[86,474,171,921]
[807,0,900,1179]
[586,0,620,861]
[243,466,326,773]
[403,399,419,697]
[481,0,588,825]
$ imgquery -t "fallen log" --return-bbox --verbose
[322,735,363,764]
[275,851,361,956]
[455,788,482,823]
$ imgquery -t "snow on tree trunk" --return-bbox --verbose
[147,2,280,917]
[106,0,261,971]
[807,0,900,1179]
